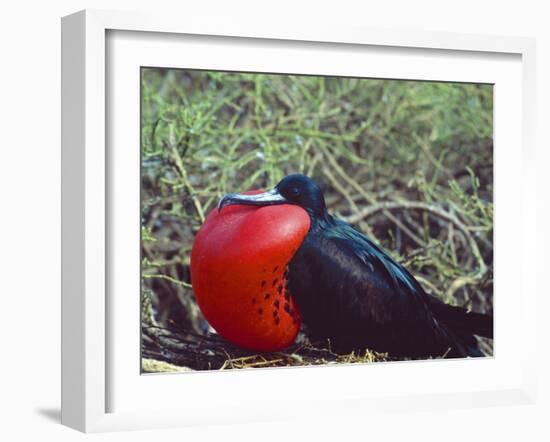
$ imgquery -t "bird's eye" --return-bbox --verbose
[289,187,300,197]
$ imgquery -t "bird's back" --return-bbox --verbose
[287,216,484,358]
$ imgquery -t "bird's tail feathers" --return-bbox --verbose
[426,294,493,339]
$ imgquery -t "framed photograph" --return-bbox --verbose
[61,9,537,432]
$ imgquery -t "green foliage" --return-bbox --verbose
[142,72,492,188]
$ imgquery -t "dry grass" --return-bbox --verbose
[142,325,389,372]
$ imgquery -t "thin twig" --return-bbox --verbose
[167,141,205,223]
[322,146,426,248]
[142,273,192,288]
[346,200,488,298]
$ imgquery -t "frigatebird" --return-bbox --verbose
[218,174,493,358]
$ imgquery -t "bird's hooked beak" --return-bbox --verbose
[218,188,288,212]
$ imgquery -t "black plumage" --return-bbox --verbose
[219,174,493,358]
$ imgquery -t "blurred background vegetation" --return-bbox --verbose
[140,68,493,372]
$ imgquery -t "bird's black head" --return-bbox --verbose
[218,174,327,219]
[275,174,327,217]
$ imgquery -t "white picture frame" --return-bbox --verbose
[61,9,537,433]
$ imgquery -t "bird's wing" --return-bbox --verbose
[329,220,492,334]
[326,217,430,313]
[289,216,482,357]
[289,220,461,356]
[289,216,435,331]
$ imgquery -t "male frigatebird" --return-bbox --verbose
[218,174,493,358]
